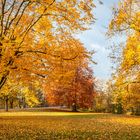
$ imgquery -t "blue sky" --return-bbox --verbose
[77,0,120,81]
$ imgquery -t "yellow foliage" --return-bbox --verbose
[108,0,140,112]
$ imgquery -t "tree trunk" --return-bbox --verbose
[117,103,123,114]
[19,99,21,108]
[0,75,7,89]
[72,103,78,112]
[131,107,134,115]
[22,97,26,108]
[0,71,9,90]
[135,106,140,116]
[10,99,14,109]
[5,97,9,112]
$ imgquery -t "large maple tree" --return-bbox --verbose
[0,0,95,89]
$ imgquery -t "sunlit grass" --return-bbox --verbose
[0,111,105,117]
[0,111,140,140]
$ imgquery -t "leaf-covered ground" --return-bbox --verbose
[0,111,140,140]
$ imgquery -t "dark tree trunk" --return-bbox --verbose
[5,97,9,112]
[0,71,9,90]
[117,103,123,114]
[19,99,21,108]
[0,75,7,89]
[131,107,134,115]
[135,106,140,116]
[10,99,14,109]
[22,97,26,108]
[72,103,78,112]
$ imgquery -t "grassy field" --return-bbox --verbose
[0,111,140,140]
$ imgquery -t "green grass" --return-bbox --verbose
[0,111,140,140]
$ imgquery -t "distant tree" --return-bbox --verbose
[92,80,112,113]
[0,79,19,111]
[108,0,140,115]
[0,79,40,111]
[46,58,95,111]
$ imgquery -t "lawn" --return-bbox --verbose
[0,111,140,140]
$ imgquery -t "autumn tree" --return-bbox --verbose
[92,80,112,113]
[0,78,41,111]
[45,40,95,111]
[47,67,95,112]
[70,67,95,111]
[18,85,40,108]
[0,0,95,91]
[108,0,140,115]
[0,79,19,111]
